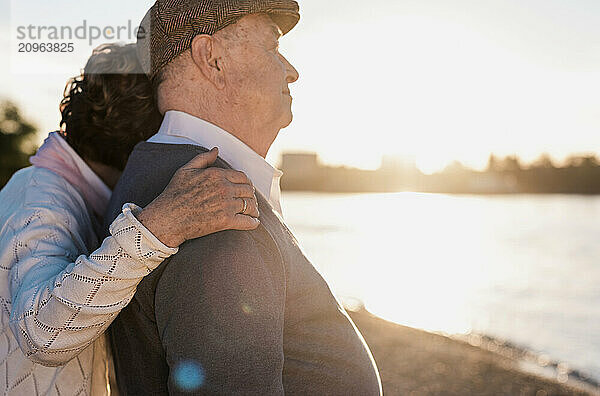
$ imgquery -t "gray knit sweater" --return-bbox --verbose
[104,142,382,395]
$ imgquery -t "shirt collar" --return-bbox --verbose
[149,111,283,214]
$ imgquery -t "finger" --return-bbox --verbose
[233,197,259,218]
[182,148,219,170]
[230,214,260,231]
[232,184,256,199]
[242,198,259,218]
[235,197,249,215]
[223,170,252,186]
[234,196,259,218]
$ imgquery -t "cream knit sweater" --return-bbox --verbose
[0,166,178,395]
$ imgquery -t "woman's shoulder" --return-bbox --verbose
[0,166,90,230]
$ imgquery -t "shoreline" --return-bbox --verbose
[451,332,599,391]
[348,308,600,395]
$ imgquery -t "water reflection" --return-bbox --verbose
[282,192,600,380]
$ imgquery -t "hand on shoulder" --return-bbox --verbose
[136,148,260,248]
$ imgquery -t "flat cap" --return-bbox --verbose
[137,0,300,79]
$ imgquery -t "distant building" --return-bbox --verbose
[281,153,321,189]
[281,153,319,174]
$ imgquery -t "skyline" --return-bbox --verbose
[0,0,599,173]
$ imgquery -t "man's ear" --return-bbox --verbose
[190,35,226,90]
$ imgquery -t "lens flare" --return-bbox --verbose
[172,360,205,392]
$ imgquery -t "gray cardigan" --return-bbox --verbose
[104,142,382,395]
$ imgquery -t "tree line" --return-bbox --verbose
[0,101,37,188]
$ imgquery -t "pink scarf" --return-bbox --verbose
[29,132,111,218]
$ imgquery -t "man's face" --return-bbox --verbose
[218,14,299,139]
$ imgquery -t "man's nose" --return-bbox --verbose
[281,54,299,83]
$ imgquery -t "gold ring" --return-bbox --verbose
[240,198,248,214]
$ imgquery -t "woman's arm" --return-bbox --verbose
[9,150,260,366]
[9,204,177,366]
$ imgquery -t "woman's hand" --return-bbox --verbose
[136,148,260,248]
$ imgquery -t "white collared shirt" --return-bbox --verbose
[148,111,284,215]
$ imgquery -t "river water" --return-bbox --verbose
[281,192,600,382]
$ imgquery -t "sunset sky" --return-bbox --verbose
[1,0,599,173]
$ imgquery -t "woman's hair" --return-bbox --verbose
[60,43,163,171]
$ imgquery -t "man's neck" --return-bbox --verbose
[149,110,284,215]
[161,107,273,158]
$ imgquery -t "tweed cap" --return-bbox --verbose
[137,0,300,79]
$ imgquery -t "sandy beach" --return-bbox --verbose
[349,309,600,396]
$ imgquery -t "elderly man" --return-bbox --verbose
[105,0,382,394]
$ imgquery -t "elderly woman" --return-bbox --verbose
[0,43,259,395]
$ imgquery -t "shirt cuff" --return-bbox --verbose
[109,203,179,272]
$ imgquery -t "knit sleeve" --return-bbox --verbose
[8,203,178,367]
